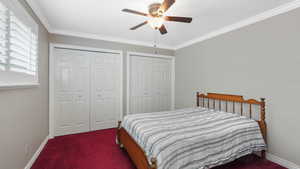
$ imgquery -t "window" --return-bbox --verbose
[0,0,38,87]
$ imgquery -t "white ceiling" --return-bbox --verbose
[27,0,298,49]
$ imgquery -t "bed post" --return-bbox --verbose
[150,157,158,169]
[116,121,122,145]
[260,98,267,159]
[196,92,200,107]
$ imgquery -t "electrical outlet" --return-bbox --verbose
[25,144,30,156]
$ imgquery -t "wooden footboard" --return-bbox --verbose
[117,121,157,169]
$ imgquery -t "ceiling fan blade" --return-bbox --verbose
[122,9,148,17]
[159,24,168,35]
[130,21,148,30]
[160,0,175,12]
[164,16,192,23]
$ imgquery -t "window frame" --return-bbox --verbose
[0,0,39,89]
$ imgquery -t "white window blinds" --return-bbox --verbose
[9,14,38,75]
[0,3,8,71]
[0,0,39,87]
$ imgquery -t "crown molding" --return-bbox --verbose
[25,0,300,51]
[50,29,175,50]
[174,0,300,50]
[25,0,52,31]
[24,0,175,49]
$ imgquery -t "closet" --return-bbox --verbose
[127,53,174,114]
[51,46,122,137]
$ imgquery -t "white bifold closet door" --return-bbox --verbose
[53,47,121,136]
[54,48,90,136]
[129,55,172,114]
[90,52,121,131]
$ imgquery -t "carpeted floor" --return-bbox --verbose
[31,129,286,169]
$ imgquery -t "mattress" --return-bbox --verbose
[122,107,266,169]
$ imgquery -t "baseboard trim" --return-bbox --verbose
[267,153,300,169]
[24,135,49,169]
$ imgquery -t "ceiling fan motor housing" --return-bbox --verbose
[122,0,192,35]
[149,3,164,17]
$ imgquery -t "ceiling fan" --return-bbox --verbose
[122,0,192,35]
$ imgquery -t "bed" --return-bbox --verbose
[117,92,267,169]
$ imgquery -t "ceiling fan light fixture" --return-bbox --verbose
[148,17,164,29]
[122,0,192,34]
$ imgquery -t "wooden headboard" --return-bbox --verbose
[196,92,267,143]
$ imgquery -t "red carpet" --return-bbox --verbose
[31,129,286,169]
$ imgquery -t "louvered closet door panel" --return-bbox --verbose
[152,58,172,112]
[129,56,172,114]
[54,48,90,136]
[130,56,153,114]
[90,52,121,131]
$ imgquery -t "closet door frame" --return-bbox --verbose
[49,43,123,138]
[126,52,175,115]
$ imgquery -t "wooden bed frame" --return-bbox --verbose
[117,92,267,169]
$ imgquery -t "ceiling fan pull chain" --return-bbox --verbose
[154,30,158,54]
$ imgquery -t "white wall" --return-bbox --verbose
[175,7,300,166]
[0,1,49,169]
[2,0,299,168]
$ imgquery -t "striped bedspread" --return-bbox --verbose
[122,107,266,169]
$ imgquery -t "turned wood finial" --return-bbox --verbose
[117,121,122,129]
[196,92,200,107]
[261,98,266,105]
[260,98,267,143]
[150,157,158,169]
[260,98,266,121]
[116,121,122,145]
